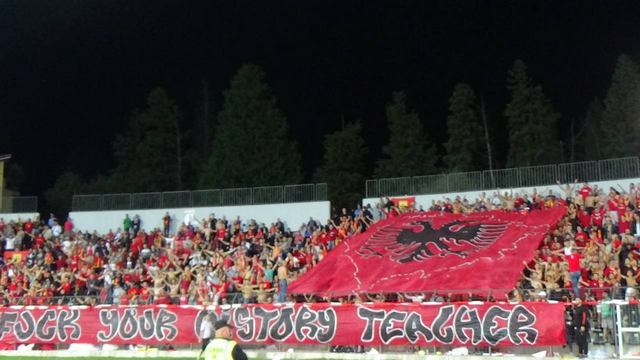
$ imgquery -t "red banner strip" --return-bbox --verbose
[0,302,565,347]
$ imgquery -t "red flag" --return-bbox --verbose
[288,207,566,297]
[3,250,29,264]
[390,196,416,211]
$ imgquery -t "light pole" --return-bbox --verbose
[0,154,12,212]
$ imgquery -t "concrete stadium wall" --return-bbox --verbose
[69,201,331,234]
[0,213,39,223]
[362,178,640,209]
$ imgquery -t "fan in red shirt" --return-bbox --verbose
[318,231,328,246]
[24,219,33,234]
[617,200,627,218]
[619,210,633,234]
[139,282,151,304]
[566,249,583,298]
[57,279,72,296]
[215,226,227,240]
[63,218,74,233]
[608,192,620,223]
[591,207,605,227]
[578,209,591,229]
[574,227,588,248]
[127,284,140,304]
[579,183,592,200]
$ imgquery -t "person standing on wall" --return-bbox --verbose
[276,256,292,303]
[163,212,172,237]
[573,297,590,358]
[566,247,583,299]
[202,320,247,360]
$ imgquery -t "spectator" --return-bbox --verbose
[202,320,248,360]
[132,215,141,235]
[163,212,171,237]
[51,220,62,238]
[198,312,214,360]
[123,214,132,233]
[572,297,590,358]
[566,248,583,298]
[64,217,74,234]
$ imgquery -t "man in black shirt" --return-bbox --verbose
[573,297,590,358]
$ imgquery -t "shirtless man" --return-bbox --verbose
[277,258,290,303]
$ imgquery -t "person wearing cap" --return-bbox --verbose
[572,298,590,358]
[202,320,247,360]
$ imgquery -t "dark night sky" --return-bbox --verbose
[2,0,640,197]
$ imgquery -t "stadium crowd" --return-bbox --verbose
[1,180,640,308]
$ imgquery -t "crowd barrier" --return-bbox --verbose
[72,183,328,211]
[365,156,640,197]
[0,196,38,213]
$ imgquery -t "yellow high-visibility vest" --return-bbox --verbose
[203,338,236,360]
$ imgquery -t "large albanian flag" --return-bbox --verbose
[288,207,565,298]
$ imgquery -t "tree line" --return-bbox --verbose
[44,54,640,214]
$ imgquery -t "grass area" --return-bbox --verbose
[0,358,270,360]
[0,358,199,360]
[0,358,195,360]
[0,358,281,360]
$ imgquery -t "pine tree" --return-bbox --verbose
[111,87,184,192]
[444,83,487,172]
[580,98,604,160]
[600,54,640,158]
[44,171,84,216]
[198,64,301,188]
[314,120,368,209]
[183,78,217,189]
[4,162,25,192]
[374,92,438,177]
[504,60,561,167]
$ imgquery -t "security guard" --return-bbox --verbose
[573,297,590,358]
[202,320,248,360]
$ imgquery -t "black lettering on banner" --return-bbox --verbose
[155,309,178,340]
[315,308,336,343]
[508,305,538,345]
[404,312,433,344]
[15,312,35,342]
[35,309,57,341]
[482,306,510,346]
[454,306,482,345]
[138,309,156,340]
[0,312,18,339]
[97,310,119,342]
[56,309,81,341]
[432,305,455,344]
[119,308,139,340]
[253,307,280,341]
[294,306,318,341]
[357,307,386,342]
[380,310,407,344]
[234,307,254,342]
[269,307,294,341]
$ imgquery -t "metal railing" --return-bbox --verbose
[366,157,640,198]
[0,196,38,213]
[72,183,328,211]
